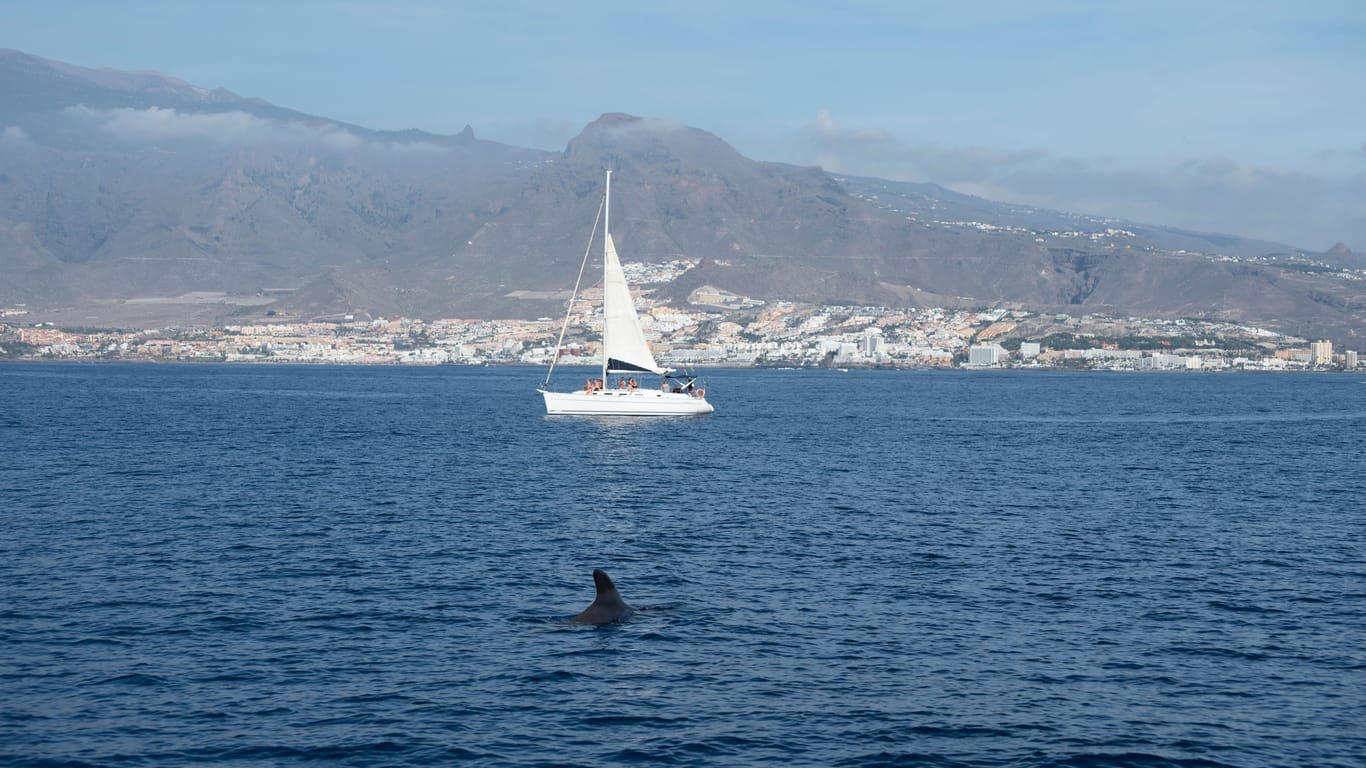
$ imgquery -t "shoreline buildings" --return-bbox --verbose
[4,304,1361,372]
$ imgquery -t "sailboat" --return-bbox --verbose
[539,171,714,416]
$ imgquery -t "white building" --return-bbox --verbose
[968,344,1005,367]
[862,327,884,358]
[1019,341,1041,359]
[1141,353,1202,370]
[1310,339,1333,366]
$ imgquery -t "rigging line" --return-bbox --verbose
[543,193,606,389]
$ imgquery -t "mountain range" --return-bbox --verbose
[1,48,1363,345]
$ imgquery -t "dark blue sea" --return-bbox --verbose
[3,364,1365,767]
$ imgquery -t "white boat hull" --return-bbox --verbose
[540,389,714,416]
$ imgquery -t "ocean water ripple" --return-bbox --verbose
[2,365,1365,766]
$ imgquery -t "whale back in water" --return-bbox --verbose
[572,569,636,625]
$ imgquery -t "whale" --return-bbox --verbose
[572,569,636,625]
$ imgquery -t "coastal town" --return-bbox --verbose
[2,283,1359,372]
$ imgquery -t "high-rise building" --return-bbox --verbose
[862,328,883,358]
[968,344,1005,367]
[1346,350,1359,369]
[1310,340,1333,366]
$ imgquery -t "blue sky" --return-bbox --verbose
[4,0,1364,250]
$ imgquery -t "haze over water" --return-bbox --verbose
[3,364,1365,767]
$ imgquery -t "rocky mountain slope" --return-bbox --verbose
[1,49,1363,345]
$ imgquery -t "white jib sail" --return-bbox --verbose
[602,233,667,375]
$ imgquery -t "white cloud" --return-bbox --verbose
[992,161,1366,252]
[320,129,364,151]
[600,115,689,140]
[799,109,1043,180]
[1,125,30,144]
[372,139,449,155]
[65,105,357,146]
[795,110,1366,251]
[62,106,447,155]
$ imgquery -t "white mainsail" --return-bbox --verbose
[602,233,667,375]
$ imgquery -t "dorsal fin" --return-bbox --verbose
[573,569,635,624]
[592,569,616,594]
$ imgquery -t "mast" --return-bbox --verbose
[601,169,611,387]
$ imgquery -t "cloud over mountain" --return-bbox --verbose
[795,109,1363,252]
[60,106,455,155]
